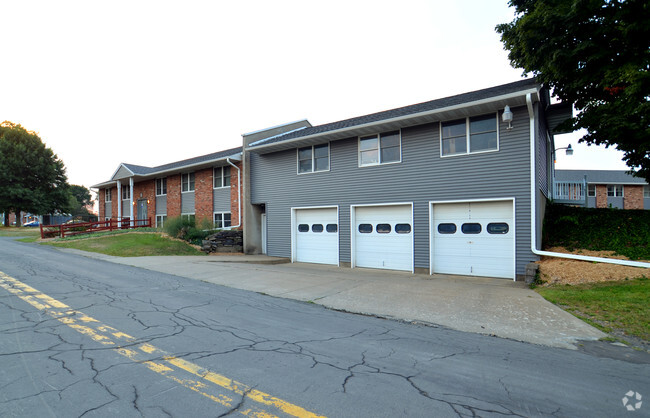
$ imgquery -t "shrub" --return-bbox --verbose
[163,216,195,240]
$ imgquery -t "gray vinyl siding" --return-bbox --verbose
[609,196,624,209]
[587,196,596,208]
[536,104,549,197]
[645,196,650,210]
[104,202,112,218]
[122,200,131,218]
[113,166,132,180]
[156,196,167,215]
[213,187,231,212]
[251,105,535,275]
[181,192,195,213]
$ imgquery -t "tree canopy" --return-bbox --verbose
[68,184,94,217]
[0,122,71,226]
[496,0,650,181]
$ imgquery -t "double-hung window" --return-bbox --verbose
[644,186,650,198]
[156,178,167,196]
[213,166,231,188]
[607,185,623,197]
[214,212,231,228]
[181,173,195,192]
[441,113,498,157]
[587,185,596,197]
[359,131,401,166]
[181,213,195,224]
[298,143,329,174]
[105,189,112,202]
[156,215,167,228]
[121,186,131,200]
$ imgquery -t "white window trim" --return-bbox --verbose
[181,213,195,223]
[105,189,112,202]
[607,185,624,197]
[181,173,195,193]
[296,143,330,175]
[121,187,131,200]
[213,211,232,229]
[155,214,167,228]
[358,130,402,167]
[644,185,650,198]
[440,112,500,158]
[587,184,596,197]
[213,166,231,188]
[156,178,167,196]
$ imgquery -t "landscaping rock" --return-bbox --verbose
[201,230,243,254]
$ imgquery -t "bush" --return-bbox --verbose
[543,204,650,260]
[163,216,219,245]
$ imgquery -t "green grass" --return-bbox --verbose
[46,232,204,257]
[0,227,41,237]
[537,278,649,342]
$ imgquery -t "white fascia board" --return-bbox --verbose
[247,88,540,152]
[242,119,310,136]
[247,126,309,147]
[91,180,117,189]
[129,152,244,180]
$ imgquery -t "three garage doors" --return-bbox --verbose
[292,200,514,279]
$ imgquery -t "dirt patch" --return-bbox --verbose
[537,247,649,286]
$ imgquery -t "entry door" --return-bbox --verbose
[137,199,148,226]
[261,213,267,254]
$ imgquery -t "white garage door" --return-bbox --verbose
[432,201,514,279]
[354,205,413,271]
[294,208,338,265]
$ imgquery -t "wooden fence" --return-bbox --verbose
[40,217,152,239]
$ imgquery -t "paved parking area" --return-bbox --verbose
[62,250,606,349]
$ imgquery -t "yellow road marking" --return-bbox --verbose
[0,271,325,418]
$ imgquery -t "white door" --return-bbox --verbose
[261,213,267,254]
[354,205,413,271]
[294,208,338,265]
[432,201,514,279]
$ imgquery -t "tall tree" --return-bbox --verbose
[496,0,650,181]
[0,122,71,226]
[68,184,94,217]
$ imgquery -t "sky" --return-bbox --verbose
[1,0,628,201]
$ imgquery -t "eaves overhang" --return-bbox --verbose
[246,88,541,154]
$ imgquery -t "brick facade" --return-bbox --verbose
[98,189,105,219]
[623,185,644,210]
[133,180,156,222]
[167,175,181,218]
[195,168,213,225]
[595,185,608,208]
[230,161,242,230]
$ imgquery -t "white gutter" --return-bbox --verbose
[226,158,241,229]
[527,93,650,269]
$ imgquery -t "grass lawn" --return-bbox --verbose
[0,227,41,238]
[46,233,204,257]
[537,278,649,344]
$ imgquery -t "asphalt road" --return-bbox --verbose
[0,238,648,417]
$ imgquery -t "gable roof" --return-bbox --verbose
[92,146,242,188]
[247,78,541,153]
[555,169,647,185]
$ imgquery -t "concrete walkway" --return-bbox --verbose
[59,250,606,350]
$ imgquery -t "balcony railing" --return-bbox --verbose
[552,176,587,206]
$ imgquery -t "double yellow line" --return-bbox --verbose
[0,271,324,418]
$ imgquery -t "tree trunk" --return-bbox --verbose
[15,210,21,227]
[3,212,8,227]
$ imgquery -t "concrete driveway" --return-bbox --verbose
[61,251,605,349]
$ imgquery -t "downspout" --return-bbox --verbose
[130,177,134,227]
[527,93,650,269]
[226,158,241,229]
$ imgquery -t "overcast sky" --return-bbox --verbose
[1,0,628,197]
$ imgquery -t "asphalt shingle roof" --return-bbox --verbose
[122,146,242,176]
[249,78,539,148]
[555,169,647,184]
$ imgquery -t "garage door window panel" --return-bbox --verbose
[298,224,309,232]
[461,223,482,234]
[487,223,509,234]
[376,223,391,233]
[312,224,324,233]
[438,223,457,234]
[358,224,373,233]
[395,223,411,234]
[326,224,338,233]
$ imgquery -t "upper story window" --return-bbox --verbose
[156,178,167,196]
[607,185,623,197]
[644,185,650,198]
[359,131,401,166]
[213,166,231,188]
[181,172,195,192]
[441,113,498,157]
[298,143,329,174]
[121,186,131,200]
[105,189,112,202]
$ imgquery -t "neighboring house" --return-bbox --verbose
[554,169,649,209]
[242,79,569,280]
[92,147,242,229]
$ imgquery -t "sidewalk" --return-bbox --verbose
[60,249,606,350]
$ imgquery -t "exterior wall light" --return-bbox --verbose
[502,105,514,130]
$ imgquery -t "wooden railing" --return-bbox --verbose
[40,217,152,239]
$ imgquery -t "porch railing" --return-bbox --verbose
[40,217,152,239]
[552,176,587,206]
